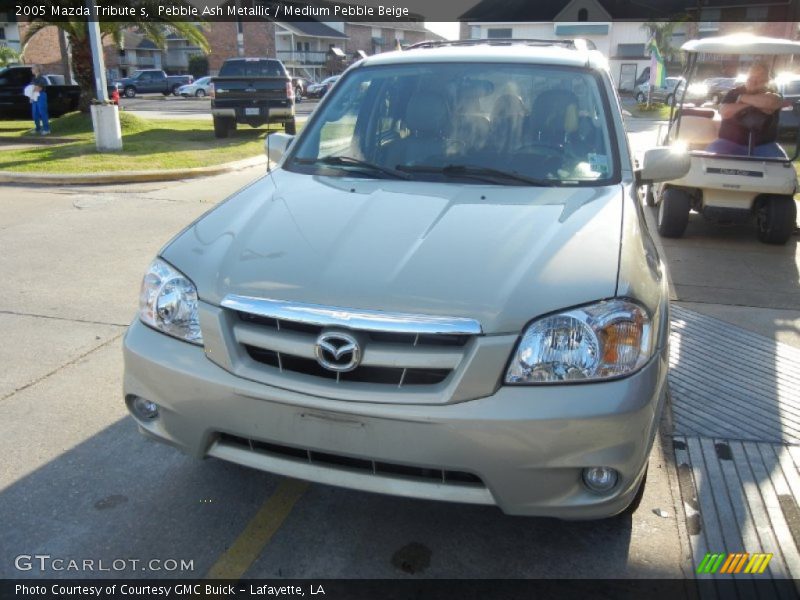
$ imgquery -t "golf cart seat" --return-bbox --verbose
[671,108,720,150]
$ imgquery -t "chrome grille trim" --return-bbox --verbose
[221,294,483,335]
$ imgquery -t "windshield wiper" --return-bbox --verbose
[296,156,411,180]
[396,164,551,186]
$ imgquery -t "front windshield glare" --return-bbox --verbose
[289,63,616,184]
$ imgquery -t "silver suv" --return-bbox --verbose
[124,39,688,519]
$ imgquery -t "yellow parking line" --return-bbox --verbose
[206,478,309,579]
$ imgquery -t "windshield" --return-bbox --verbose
[287,63,618,185]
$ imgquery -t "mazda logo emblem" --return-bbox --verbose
[314,331,361,372]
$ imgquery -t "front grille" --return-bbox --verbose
[239,312,470,347]
[234,310,470,389]
[218,433,484,487]
[244,345,450,385]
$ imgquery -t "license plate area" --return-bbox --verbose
[245,107,260,116]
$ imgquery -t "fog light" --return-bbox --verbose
[582,467,618,494]
[131,396,159,420]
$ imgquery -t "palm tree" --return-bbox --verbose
[641,21,686,67]
[22,0,209,112]
[0,46,21,67]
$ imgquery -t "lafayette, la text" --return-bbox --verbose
[16,584,324,597]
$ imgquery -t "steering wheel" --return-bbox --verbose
[736,106,771,131]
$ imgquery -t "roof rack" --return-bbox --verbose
[405,38,597,51]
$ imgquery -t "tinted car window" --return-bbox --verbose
[219,60,286,77]
[0,68,31,86]
[289,63,617,184]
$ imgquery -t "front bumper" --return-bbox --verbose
[123,320,668,518]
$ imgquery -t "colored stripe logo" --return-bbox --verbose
[697,552,772,574]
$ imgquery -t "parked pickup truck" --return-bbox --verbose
[0,65,117,119]
[210,57,295,138]
[116,70,193,98]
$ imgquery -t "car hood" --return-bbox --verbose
[162,170,623,334]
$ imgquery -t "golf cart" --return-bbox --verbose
[648,34,800,245]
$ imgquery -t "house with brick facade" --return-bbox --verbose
[459,0,799,91]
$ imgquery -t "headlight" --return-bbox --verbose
[505,299,654,384]
[139,258,203,345]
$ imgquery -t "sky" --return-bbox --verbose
[424,22,461,40]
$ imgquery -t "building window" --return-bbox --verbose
[617,43,646,58]
[469,26,480,39]
[578,8,588,21]
[0,27,5,40]
[486,28,512,39]
[745,6,768,20]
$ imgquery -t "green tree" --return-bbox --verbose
[22,0,209,112]
[641,20,686,66]
[188,54,209,79]
[0,46,21,67]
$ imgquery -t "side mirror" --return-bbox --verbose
[265,132,294,169]
[636,147,690,185]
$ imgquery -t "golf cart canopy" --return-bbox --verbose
[681,34,800,56]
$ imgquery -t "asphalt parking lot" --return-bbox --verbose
[1,117,798,583]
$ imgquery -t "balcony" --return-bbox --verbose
[0,40,21,52]
[276,50,328,66]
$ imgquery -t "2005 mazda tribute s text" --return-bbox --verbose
[123,39,690,519]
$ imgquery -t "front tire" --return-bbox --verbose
[172,84,181,96]
[284,119,297,135]
[636,92,645,103]
[756,195,797,245]
[620,468,648,517]
[124,86,136,99]
[657,187,691,238]
[195,89,206,97]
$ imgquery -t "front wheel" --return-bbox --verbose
[619,468,648,517]
[657,187,691,238]
[124,86,136,98]
[195,89,206,97]
[172,85,181,96]
[284,119,297,135]
[756,195,797,245]
[636,92,645,103]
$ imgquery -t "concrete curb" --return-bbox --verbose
[0,154,267,185]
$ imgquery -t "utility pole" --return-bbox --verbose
[85,0,122,151]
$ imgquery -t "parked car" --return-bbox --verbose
[210,57,295,138]
[775,74,800,137]
[0,66,116,118]
[635,76,706,106]
[124,39,689,519]
[703,76,737,103]
[306,75,340,98]
[177,76,213,98]
[291,77,313,100]
[116,69,193,98]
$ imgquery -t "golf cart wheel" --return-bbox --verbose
[284,119,297,135]
[645,185,656,207]
[124,86,136,98]
[636,92,645,103]
[657,187,690,238]
[213,116,232,139]
[756,195,797,245]
[195,89,206,97]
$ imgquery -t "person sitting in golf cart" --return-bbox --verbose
[705,62,785,158]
